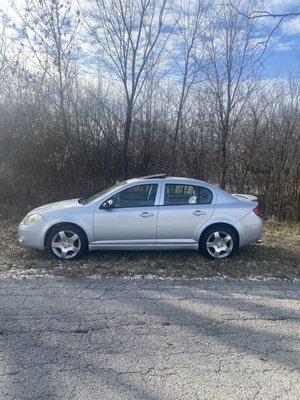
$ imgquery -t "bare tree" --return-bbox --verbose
[0,1,299,220]
[0,18,22,100]
[202,1,261,189]
[169,0,210,171]
[14,0,81,136]
[230,1,300,19]
[229,0,300,51]
[87,0,171,179]
[0,24,10,90]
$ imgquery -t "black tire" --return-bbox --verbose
[199,224,238,260]
[46,223,88,260]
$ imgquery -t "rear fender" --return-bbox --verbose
[235,211,263,246]
[195,202,257,243]
[196,215,239,242]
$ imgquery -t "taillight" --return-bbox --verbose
[253,205,262,218]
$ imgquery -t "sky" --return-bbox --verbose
[258,0,300,78]
[0,0,299,79]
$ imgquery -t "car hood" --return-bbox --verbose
[30,199,81,214]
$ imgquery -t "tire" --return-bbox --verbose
[46,224,88,260]
[199,224,238,260]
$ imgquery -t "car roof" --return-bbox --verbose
[127,175,212,187]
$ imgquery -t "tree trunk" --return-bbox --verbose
[220,137,228,190]
[122,104,133,179]
[170,72,187,172]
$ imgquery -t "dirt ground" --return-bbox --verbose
[0,219,299,279]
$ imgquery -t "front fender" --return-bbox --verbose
[41,208,94,245]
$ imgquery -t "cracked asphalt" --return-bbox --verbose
[0,278,299,400]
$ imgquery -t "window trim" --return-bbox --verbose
[162,183,213,206]
[100,183,159,209]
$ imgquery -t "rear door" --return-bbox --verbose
[93,183,160,247]
[157,183,215,245]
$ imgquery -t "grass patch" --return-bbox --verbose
[0,219,299,279]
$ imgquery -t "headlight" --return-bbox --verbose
[23,213,42,226]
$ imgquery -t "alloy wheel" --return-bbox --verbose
[51,230,81,259]
[206,231,233,259]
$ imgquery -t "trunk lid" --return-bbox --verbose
[231,194,263,217]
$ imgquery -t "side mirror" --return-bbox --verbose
[101,199,113,209]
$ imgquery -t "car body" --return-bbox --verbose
[18,175,263,259]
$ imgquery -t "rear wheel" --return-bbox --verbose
[199,225,238,259]
[46,224,88,260]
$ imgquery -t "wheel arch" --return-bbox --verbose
[199,222,240,247]
[44,222,89,248]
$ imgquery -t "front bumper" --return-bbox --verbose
[18,219,48,250]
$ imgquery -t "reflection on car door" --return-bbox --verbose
[157,183,215,245]
[92,183,160,248]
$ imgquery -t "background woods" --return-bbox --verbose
[0,0,299,220]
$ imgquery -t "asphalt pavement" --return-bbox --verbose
[0,277,299,399]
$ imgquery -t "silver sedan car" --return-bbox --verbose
[18,175,263,260]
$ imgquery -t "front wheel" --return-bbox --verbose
[46,224,88,260]
[199,225,238,259]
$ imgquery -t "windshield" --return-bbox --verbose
[79,181,127,205]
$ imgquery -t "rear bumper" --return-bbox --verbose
[235,212,263,247]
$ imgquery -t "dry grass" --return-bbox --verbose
[0,219,299,279]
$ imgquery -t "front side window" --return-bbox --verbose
[164,184,212,205]
[109,184,158,208]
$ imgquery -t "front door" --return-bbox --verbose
[93,183,159,248]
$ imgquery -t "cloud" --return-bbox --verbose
[274,39,298,52]
[268,0,300,13]
[281,16,300,35]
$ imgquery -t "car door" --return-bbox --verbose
[92,183,160,248]
[157,183,215,245]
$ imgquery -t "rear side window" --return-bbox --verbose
[164,184,212,205]
[109,184,158,208]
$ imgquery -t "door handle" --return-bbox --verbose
[140,211,154,218]
[192,210,206,216]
